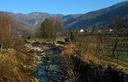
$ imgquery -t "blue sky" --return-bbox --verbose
[0,0,124,14]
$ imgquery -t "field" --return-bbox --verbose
[76,34,128,72]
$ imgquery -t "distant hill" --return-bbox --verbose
[6,12,82,30]
[65,1,128,29]
[8,12,63,27]
[6,12,63,35]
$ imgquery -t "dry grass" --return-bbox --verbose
[80,52,128,72]
[61,42,128,72]
[60,43,76,55]
[0,49,36,82]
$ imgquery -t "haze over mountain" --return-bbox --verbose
[1,1,128,34]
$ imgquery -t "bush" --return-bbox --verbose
[0,49,36,82]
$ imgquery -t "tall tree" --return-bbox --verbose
[37,17,64,43]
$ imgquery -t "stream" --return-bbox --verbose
[27,42,66,82]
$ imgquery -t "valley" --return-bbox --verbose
[0,1,128,82]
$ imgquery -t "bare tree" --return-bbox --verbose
[109,16,126,64]
[0,12,14,49]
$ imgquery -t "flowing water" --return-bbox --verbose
[33,43,64,82]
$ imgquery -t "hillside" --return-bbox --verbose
[65,1,128,29]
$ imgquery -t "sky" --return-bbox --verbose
[0,0,125,15]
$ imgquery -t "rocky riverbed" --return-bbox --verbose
[25,42,68,82]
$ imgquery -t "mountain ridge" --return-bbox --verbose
[65,1,128,29]
[1,1,128,35]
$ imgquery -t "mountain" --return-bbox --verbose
[6,12,64,35]
[8,12,51,28]
[65,1,128,29]
[1,1,128,35]
[7,12,82,28]
[63,14,82,24]
[7,12,82,31]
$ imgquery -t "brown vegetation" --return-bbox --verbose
[0,12,14,49]
[0,49,36,82]
[0,12,37,82]
[59,43,126,82]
